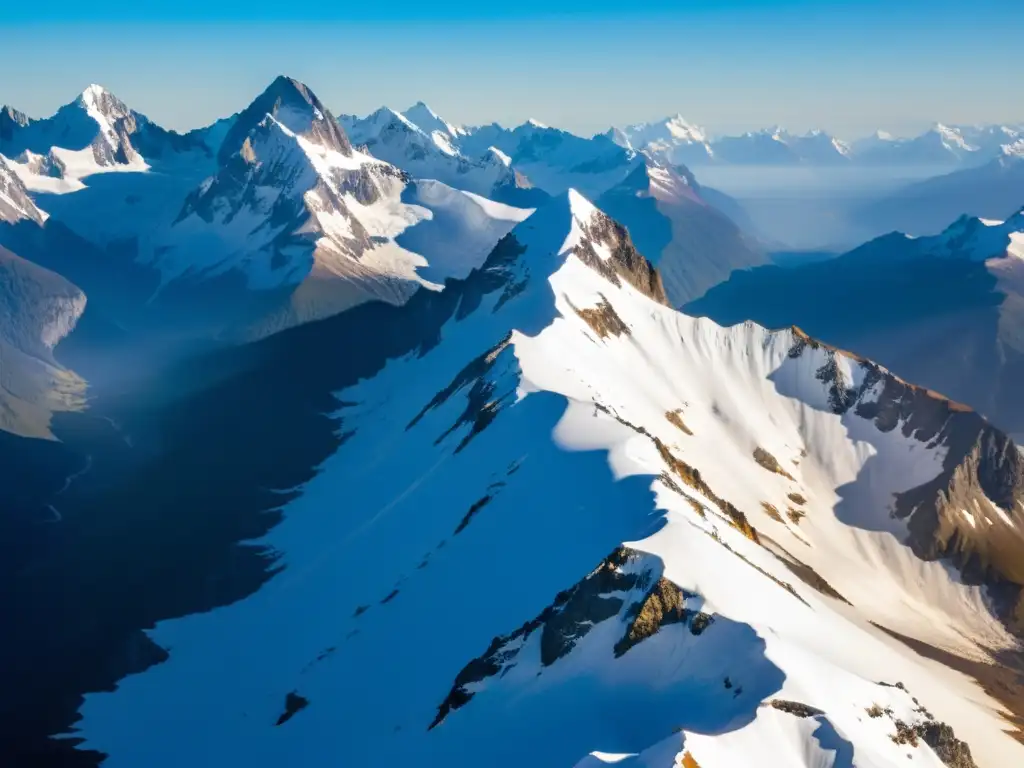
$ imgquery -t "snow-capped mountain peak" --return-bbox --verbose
[76,83,128,115]
[217,75,351,166]
[339,105,541,204]
[401,101,466,141]
[664,113,707,142]
[607,115,714,166]
[159,110,413,292]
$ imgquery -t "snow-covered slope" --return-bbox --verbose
[689,208,1024,440]
[401,101,467,146]
[396,179,534,282]
[596,161,765,304]
[455,120,643,199]
[0,78,533,344]
[0,154,47,224]
[66,190,1024,768]
[126,79,542,339]
[339,105,542,205]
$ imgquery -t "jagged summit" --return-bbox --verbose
[217,76,351,165]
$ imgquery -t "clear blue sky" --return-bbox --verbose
[0,1,1019,139]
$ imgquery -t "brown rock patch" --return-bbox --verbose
[753,446,795,480]
[666,408,694,435]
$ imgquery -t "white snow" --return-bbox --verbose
[342,107,521,197]
[398,179,533,281]
[70,189,1024,768]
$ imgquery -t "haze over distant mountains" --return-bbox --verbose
[609,116,1024,168]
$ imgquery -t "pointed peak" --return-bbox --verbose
[369,105,411,123]
[219,76,351,164]
[260,75,317,105]
[526,118,548,129]
[401,101,464,138]
[73,83,131,118]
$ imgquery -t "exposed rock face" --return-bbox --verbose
[430,547,712,728]
[218,75,352,164]
[571,294,630,338]
[576,208,670,306]
[596,162,765,306]
[787,330,1024,630]
[407,332,517,454]
[613,572,707,656]
[0,157,46,225]
[752,446,794,480]
[687,211,1024,438]
[915,722,978,768]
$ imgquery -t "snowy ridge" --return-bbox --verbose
[611,118,1023,167]
[72,189,1023,768]
[0,83,230,188]
[136,80,544,336]
[402,101,468,143]
[609,115,715,166]
[339,105,532,201]
[348,105,641,200]
[857,208,1024,263]
[151,112,433,299]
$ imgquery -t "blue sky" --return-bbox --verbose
[1,1,1019,139]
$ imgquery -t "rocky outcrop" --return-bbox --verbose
[914,722,978,768]
[571,294,630,338]
[787,330,1024,631]
[575,209,670,306]
[430,547,711,729]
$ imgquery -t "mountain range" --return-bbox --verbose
[857,149,1024,236]
[2,76,1024,768]
[612,117,1024,168]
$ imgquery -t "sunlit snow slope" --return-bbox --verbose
[71,191,1024,768]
